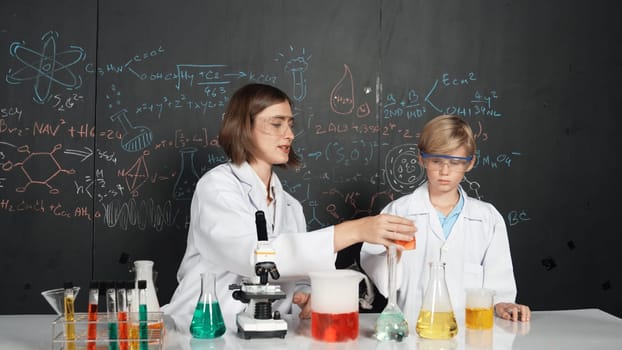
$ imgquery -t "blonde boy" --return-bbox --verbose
[361,115,530,324]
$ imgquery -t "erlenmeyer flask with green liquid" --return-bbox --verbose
[190,272,226,339]
[374,245,409,341]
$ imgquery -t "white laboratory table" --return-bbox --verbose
[1,309,620,350]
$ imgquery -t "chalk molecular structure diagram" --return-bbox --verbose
[5,31,85,104]
[1,144,75,194]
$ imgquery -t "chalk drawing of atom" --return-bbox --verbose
[5,31,85,104]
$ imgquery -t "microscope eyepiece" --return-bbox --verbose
[269,267,280,280]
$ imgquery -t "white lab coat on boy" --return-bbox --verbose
[162,161,336,332]
[361,182,517,324]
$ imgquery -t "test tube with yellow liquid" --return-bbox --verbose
[63,281,76,350]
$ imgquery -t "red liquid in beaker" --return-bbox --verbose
[311,311,358,342]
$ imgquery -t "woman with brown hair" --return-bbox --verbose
[163,83,416,332]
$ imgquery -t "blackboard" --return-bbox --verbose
[1,0,621,318]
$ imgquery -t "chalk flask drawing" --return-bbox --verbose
[110,109,153,152]
[173,147,200,200]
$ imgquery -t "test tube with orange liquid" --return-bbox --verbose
[117,281,129,350]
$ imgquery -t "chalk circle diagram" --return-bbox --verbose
[384,143,426,194]
[5,31,85,104]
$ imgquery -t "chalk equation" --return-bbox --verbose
[1,30,526,234]
[384,72,503,120]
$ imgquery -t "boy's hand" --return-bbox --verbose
[495,302,531,322]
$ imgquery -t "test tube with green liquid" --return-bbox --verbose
[138,280,148,350]
[106,281,119,350]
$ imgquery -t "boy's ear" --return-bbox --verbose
[466,155,476,172]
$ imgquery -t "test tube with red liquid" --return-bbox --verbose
[87,281,99,350]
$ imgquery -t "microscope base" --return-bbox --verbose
[236,313,287,339]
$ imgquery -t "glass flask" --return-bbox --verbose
[173,147,200,200]
[374,245,409,341]
[415,261,458,339]
[190,272,226,339]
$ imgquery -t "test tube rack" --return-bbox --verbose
[51,312,164,350]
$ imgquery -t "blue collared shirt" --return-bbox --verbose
[437,192,465,238]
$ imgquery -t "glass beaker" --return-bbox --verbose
[309,269,364,342]
[190,272,226,339]
[415,261,458,339]
[374,245,409,341]
[465,288,495,330]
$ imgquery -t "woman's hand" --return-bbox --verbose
[495,302,531,322]
[334,214,416,252]
[293,292,312,319]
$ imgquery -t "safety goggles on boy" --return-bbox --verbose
[420,152,474,172]
[259,116,295,136]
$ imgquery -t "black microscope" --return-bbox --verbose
[229,211,287,339]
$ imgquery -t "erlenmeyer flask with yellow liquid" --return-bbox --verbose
[415,261,458,339]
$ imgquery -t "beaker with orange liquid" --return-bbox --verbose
[465,288,495,330]
[309,270,364,342]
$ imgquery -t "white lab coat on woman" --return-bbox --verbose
[361,182,517,325]
[162,161,336,332]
